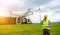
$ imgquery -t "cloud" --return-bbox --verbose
[0,0,27,11]
[30,0,60,23]
[26,0,53,6]
[40,0,60,12]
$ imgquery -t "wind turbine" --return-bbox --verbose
[35,8,41,22]
[22,8,33,24]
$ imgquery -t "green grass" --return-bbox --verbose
[0,23,60,35]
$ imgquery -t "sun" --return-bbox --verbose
[0,9,7,17]
[0,11,7,17]
[0,6,9,17]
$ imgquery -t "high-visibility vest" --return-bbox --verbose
[42,19,50,29]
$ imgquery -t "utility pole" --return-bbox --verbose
[37,8,41,23]
[9,11,12,24]
[38,8,41,23]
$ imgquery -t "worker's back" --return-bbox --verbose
[42,19,50,30]
[41,14,50,35]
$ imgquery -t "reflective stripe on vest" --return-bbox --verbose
[42,19,50,29]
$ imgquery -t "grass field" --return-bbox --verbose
[0,23,60,35]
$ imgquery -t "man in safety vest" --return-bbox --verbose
[41,14,50,35]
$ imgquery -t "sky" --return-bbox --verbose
[0,0,60,23]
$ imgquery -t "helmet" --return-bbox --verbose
[44,14,48,18]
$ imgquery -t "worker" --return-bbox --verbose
[41,14,50,35]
